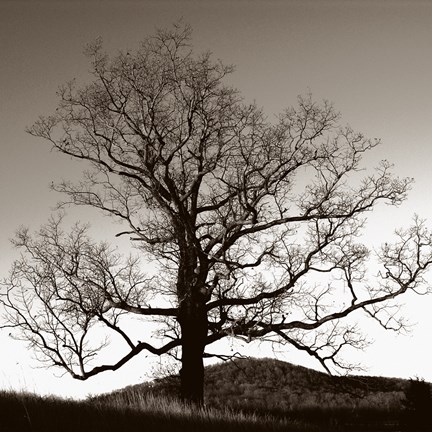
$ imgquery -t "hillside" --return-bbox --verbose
[96,357,411,412]
[2,358,431,431]
[92,357,432,431]
[204,358,408,411]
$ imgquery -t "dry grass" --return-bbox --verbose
[0,389,316,432]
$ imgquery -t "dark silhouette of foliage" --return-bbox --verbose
[401,378,432,431]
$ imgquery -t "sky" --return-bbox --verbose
[1,0,432,398]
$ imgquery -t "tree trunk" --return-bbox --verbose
[175,229,209,406]
[178,295,208,406]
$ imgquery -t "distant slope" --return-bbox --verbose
[95,357,420,412]
[203,357,407,411]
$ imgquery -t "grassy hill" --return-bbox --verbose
[96,357,410,411]
[93,357,432,431]
[1,357,431,431]
[203,357,407,411]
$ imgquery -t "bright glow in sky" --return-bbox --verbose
[1,0,432,398]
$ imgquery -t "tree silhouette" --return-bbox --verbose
[2,24,432,405]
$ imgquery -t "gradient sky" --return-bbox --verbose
[2,0,432,398]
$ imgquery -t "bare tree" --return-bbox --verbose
[2,24,432,405]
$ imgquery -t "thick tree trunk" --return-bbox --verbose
[175,227,209,406]
[178,296,208,406]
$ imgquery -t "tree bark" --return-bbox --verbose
[175,223,209,405]
[178,294,208,406]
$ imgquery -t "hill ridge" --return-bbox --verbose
[94,356,428,413]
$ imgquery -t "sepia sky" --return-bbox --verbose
[2,0,432,398]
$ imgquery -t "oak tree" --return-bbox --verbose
[3,25,432,405]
